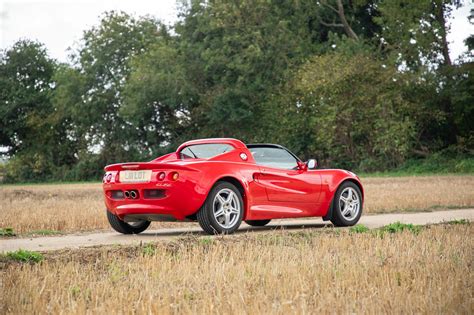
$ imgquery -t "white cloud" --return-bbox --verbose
[0,0,178,61]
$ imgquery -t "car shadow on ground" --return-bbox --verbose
[136,223,331,237]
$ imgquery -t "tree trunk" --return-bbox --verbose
[435,2,452,66]
[336,0,359,41]
[319,0,359,41]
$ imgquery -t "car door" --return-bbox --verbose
[250,146,321,203]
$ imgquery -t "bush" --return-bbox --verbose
[3,154,50,183]
[380,151,474,175]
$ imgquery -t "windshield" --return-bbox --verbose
[180,143,234,159]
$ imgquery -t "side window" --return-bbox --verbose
[250,147,298,170]
[180,143,234,159]
[180,147,195,159]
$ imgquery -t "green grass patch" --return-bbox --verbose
[445,219,470,225]
[349,225,370,233]
[199,237,214,246]
[142,243,156,256]
[0,227,16,237]
[26,229,62,236]
[4,249,44,263]
[380,222,422,234]
[345,222,423,235]
[346,221,469,237]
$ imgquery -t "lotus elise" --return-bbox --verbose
[103,138,363,235]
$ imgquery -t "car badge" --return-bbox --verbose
[240,153,248,161]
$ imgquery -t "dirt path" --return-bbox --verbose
[1,209,472,253]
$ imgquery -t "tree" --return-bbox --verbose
[175,0,318,141]
[0,40,83,181]
[122,41,198,156]
[374,0,461,70]
[314,0,381,45]
[0,40,55,156]
[61,11,164,166]
[287,51,415,170]
[374,0,472,152]
[466,8,474,55]
[0,40,60,180]
[1,2,472,182]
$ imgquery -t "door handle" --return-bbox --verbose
[253,173,260,183]
[253,171,268,183]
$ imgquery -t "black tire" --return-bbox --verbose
[330,181,363,227]
[106,210,151,234]
[197,181,244,235]
[245,219,271,227]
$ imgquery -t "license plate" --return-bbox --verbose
[119,170,152,183]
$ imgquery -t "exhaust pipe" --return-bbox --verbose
[124,191,130,199]
[130,191,137,199]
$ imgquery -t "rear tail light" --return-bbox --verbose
[158,172,166,181]
[170,172,179,181]
[106,173,112,183]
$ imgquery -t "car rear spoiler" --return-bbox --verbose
[104,162,198,172]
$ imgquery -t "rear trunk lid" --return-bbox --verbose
[104,161,199,172]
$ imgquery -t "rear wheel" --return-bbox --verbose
[245,219,271,227]
[197,181,244,235]
[106,210,151,234]
[330,182,363,227]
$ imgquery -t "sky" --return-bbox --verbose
[0,0,179,62]
[0,0,473,63]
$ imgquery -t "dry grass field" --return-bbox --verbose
[1,223,472,314]
[1,175,473,234]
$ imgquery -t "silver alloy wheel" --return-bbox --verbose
[339,187,360,221]
[213,188,241,229]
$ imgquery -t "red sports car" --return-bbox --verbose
[103,138,363,235]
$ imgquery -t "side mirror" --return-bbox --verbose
[307,159,317,170]
[297,161,307,171]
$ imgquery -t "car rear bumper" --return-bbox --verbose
[103,180,207,221]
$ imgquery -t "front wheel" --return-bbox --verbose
[197,181,244,235]
[330,182,363,227]
[106,210,151,234]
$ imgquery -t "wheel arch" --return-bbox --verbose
[342,178,364,200]
[212,176,248,218]
[323,177,364,221]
